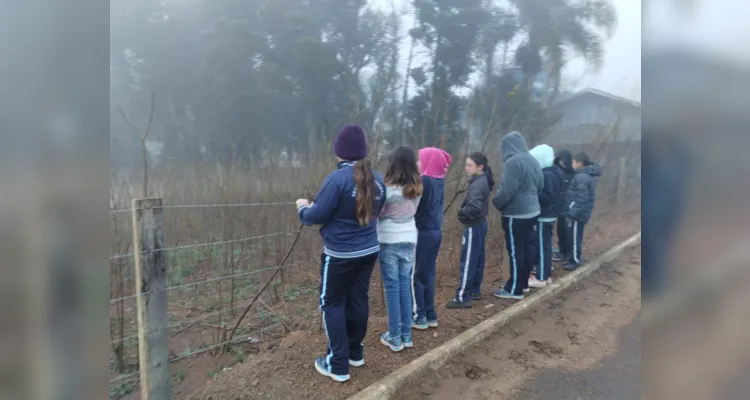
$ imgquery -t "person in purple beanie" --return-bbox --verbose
[295,124,385,383]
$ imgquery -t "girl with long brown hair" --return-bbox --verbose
[296,124,385,383]
[377,146,422,351]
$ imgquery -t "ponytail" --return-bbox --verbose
[468,151,495,190]
[353,160,375,226]
[484,165,495,190]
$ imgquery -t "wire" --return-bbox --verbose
[109,322,283,383]
[109,231,298,260]
[110,202,295,214]
[109,257,316,305]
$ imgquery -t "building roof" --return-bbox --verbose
[554,88,641,109]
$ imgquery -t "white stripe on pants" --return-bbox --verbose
[572,221,580,264]
[538,221,544,280]
[458,227,473,302]
[509,218,518,294]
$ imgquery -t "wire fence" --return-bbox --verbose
[108,154,642,392]
[108,199,323,388]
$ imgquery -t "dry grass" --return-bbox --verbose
[108,138,641,391]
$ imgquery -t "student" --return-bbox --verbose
[377,146,422,352]
[412,147,451,329]
[492,131,543,300]
[551,149,575,261]
[446,152,493,309]
[562,151,602,271]
[528,144,565,288]
[296,124,385,383]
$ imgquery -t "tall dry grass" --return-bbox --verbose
[108,128,641,381]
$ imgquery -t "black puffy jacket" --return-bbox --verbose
[564,163,602,224]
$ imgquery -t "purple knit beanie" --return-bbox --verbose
[333,124,368,160]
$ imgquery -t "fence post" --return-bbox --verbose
[132,198,171,400]
[616,157,627,217]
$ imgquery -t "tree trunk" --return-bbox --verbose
[398,37,416,145]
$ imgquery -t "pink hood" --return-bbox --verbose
[418,147,452,179]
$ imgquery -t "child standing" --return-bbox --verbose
[296,124,385,383]
[563,152,602,271]
[492,131,543,300]
[551,149,575,261]
[377,146,423,352]
[446,152,493,309]
[412,148,451,329]
[528,144,565,288]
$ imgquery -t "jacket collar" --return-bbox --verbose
[469,173,484,184]
[337,160,357,169]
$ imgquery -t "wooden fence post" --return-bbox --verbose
[616,157,627,217]
[132,198,171,400]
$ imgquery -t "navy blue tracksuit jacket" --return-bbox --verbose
[298,161,385,376]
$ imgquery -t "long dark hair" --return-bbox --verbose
[468,152,495,190]
[353,159,376,226]
[384,146,423,199]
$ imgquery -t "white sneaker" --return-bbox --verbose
[528,277,548,288]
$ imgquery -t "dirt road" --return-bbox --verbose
[395,247,642,400]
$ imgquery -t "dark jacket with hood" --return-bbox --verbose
[492,131,544,218]
[457,173,491,227]
[529,144,564,219]
[551,149,575,217]
[564,162,602,224]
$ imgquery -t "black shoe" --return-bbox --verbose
[445,298,472,309]
[563,263,581,271]
[471,293,483,301]
[552,252,566,261]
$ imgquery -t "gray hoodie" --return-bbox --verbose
[492,131,544,218]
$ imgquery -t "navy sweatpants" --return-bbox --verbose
[530,219,554,281]
[413,229,442,321]
[455,220,488,302]
[319,252,377,376]
[566,219,586,264]
[556,215,568,256]
[502,217,535,296]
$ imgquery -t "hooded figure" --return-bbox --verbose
[553,149,575,193]
[564,162,602,225]
[491,131,544,300]
[551,148,575,260]
[528,144,564,285]
[492,131,544,218]
[530,145,565,219]
[412,147,452,327]
[561,152,602,270]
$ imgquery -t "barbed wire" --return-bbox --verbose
[109,231,298,260]
[110,305,246,346]
[109,257,318,305]
[110,322,284,384]
[110,202,296,214]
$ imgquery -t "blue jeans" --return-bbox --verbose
[379,242,416,340]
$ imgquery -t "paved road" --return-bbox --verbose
[511,320,639,400]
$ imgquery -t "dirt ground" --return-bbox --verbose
[393,246,642,400]
[184,209,641,400]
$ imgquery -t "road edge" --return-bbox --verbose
[348,232,642,400]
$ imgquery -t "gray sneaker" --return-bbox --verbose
[413,317,429,330]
